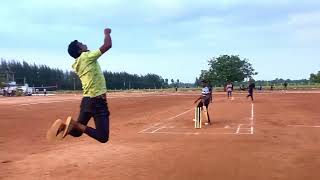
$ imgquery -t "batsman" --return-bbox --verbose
[194,80,211,125]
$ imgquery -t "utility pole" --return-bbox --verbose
[37,71,39,86]
[73,78,76,91]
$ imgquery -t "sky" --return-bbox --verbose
[0,0,319,83]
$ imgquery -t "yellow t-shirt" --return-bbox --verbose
[72,49,107,97]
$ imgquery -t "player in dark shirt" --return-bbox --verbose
[283,82,288,90]
[247,81,255,101]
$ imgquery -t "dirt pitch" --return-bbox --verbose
[0,91,320,180]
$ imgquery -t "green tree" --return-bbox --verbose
[164,78,169,87]
[194,77,201,87]
[310,71,320,83]
[0,67,5,85]
[200,55,257,86]
[0,59,181,90]
[0,72,5,88]
[170,79,174,87]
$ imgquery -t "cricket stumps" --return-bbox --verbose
[194,107,202,129]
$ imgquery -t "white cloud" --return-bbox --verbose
[288,11,320,44]
[1,0,320,82]
[0,48,72,70]
[288,11,320,26]
[18,0,121,9]
[142,0,184,9]
[102,51,209,82]
[153,39,185,49]
[1,0,295,27]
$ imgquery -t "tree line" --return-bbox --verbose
[196,54,320,87]
[310,71,320,83]
[0,59,183,90]
[1,57,318,90]
[196,55,257,87]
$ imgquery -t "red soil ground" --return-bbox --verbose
[0,91,320,180]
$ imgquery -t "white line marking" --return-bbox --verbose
[250,103,254,134]
[151,127,163,133]
[19,99,77,106]
[145,131,236,135]
[140,99,256,135]
[138,123,161,133]
[164,108,193,122]
[251,103,254,126]
[236,124,242,134]
[165,127,237,130]
[288,125,320,128]
[138,108,193,133]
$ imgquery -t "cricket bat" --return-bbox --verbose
[202,106,209,123]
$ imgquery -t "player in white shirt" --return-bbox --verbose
[226,82,233,99]
[194,80,211,125]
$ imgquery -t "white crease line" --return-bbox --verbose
[151,127,163,133]
[288,125,320,128]
[147,131,200,135]
[147,131,237,135]
[236,124,242,134]
[164,108,193,122]
[139,108,193,133]
[165,127,237,130]
[138,123,161,133]
[251,103,254,134]
[19,99,77,106]
[251,103,254,126]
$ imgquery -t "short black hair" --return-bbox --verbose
[68,40,81,59]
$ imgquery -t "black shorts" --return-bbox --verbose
[197,99,209,109]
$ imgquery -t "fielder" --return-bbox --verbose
[226,81,233,99]
[247,80,255,101]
